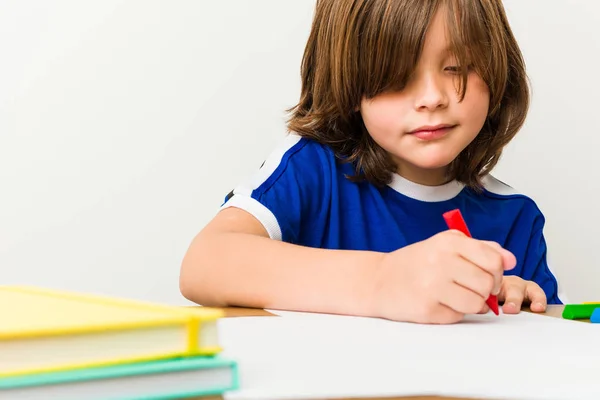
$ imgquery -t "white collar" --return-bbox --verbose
[387,173,465,202]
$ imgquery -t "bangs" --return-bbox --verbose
[445,0,505,114]
[359,0,500,110]
[288,0,528,190]
[358,0,439,98]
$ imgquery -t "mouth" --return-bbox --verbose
[408,124,457,141]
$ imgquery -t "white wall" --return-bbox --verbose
[494,0,600,303]
[1,0,597,305]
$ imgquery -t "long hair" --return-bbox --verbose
[286,0,529,190]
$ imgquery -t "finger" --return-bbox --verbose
[478,303,490,314]
[453,237,505,295]
[526,281,547,312]
[449,258,494,299]
[482,241,517,271]
[439,282,487,315]
[500,281,526,314]
[428,303,465,324]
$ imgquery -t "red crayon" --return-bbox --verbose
[442,209,500,316]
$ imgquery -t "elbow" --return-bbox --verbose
[180,269,220,307]
[179,257,214,306]
[178,258,199,304]
[178,236,224,307]
[178,264,198,304]
[178,235,205,305]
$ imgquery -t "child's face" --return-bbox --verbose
[360,6,490,185]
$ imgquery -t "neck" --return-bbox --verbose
[395,164,449,186]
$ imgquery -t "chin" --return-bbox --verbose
[405,152,458,170]
[390,139,464,169]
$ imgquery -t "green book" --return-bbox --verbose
[0,355,239,400]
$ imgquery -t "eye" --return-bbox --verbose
[444,64,473,74]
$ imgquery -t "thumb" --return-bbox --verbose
[484,241,516,271]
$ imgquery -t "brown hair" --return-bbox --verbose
[286,0,529,190]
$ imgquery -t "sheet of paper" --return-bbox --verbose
[219,310,599,400]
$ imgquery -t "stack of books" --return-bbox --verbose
[0,285,238,399]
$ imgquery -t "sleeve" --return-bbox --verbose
[220,135,329,244]
[518,225,565,305]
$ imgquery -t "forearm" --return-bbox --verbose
[179,230,384,316]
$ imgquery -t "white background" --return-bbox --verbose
[1,0,597,305]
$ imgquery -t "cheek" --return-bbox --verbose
[361,96,405,134]
[461,77,490,125]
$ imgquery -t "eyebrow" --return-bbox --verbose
[432,45,454,58]
[440,46,452,55]
[438,45,472,61]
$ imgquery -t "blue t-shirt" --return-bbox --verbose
[222,134,564,304]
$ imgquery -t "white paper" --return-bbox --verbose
[220,311,599,400]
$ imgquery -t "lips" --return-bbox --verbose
[408,124,456,141]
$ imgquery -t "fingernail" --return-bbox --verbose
[507,302,517,309]
[534,302,544,309]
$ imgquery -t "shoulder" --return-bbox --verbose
[479,174,546,229]
[240,134,335,195]
[222,134,336,241]
[266,132,336,168]
[480,174,536,202]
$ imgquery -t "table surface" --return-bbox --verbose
[195,304,581,400]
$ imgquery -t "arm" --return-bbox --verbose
[179,206,384,316]
[179,206,513,323]
[179,138,384,315]
[521,228,564,305]
[179,138,511,322]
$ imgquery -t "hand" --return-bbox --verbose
[498,276,547,314]
[371,230,516,324]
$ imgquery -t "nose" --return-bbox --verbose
[412,72,449,111]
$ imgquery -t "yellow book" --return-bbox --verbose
[0,285,223,378]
